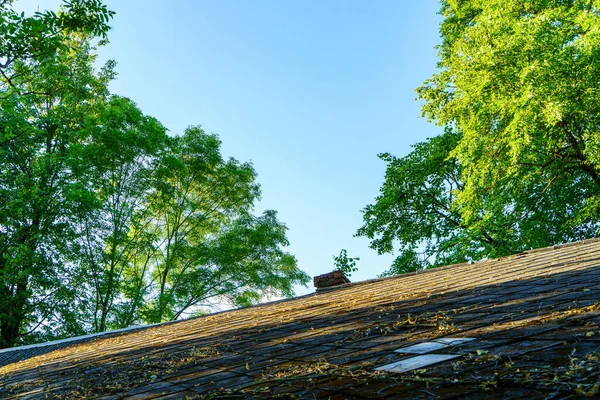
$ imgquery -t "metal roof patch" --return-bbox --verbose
[395,337,476,354]
[375,354,461,373]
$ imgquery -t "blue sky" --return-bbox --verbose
[18,0,443,295]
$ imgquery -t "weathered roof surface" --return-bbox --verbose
[0,325,155,369]
[3,238,600,399]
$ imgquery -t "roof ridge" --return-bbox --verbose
[316,236,600,292]
[3,236,597,354]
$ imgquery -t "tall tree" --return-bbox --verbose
[0,0,114,346]
[131,127,308,324]
[358,129,475,274]
[75,96,168,333]
[417,0,600,234]
[361,0,600,276]
[0,1,308,347]
[358,128,595,275]
[0,35,114,346]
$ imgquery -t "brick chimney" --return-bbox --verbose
[314,270,350,290]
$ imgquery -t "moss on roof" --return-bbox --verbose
[3,238,600,399]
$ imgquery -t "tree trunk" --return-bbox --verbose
[0,280,28,349]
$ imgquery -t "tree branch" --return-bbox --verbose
[559,121,600,187]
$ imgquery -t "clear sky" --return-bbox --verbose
[17,0,444,295]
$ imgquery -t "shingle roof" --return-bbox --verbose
[3,238,600,399]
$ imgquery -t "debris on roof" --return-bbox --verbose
[2,238,600,399]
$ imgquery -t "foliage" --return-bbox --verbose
[360,0,600,275]
[358,129,478,274]
[128,127,309,324]
[333,249,359,277]
[74,95,168,333]
[418,0,600,231]
[0,28,114,346]
[0,0,113,125]
[0,1,308,347]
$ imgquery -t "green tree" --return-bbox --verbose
[0,0,308,347]
[358,130,474,274]
[359,0,600,277]
[0,34,114,346]
[417,0,600,237]
[358,128,594,275]
[0,0,114,346]
[75,96,168,333]
[130,127,309,323]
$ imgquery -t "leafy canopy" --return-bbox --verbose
[418,0,600,224]
[359,0,600,275]
[0,0,308,347]
[0,2,116,346]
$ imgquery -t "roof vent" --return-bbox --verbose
[314,271,350,290]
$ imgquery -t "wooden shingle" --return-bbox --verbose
[3,238,600,399]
